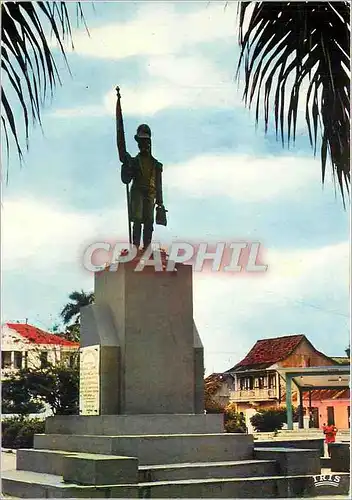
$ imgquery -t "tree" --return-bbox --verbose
[1,1,86,170]
[2,373,45,415]
[237,2,350,203]
[13,361,79,416]
[59,289,94,342]
[60,290,94,325]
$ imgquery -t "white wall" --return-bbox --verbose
[1,324,78,379]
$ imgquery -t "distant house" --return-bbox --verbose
[204,372,234,411]
[206,334,350,431]
[1,322,79,379]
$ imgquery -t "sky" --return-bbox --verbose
[1,1,350,374]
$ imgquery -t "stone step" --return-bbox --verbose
[1,469,137,498]
[45,414,223,436]
[33,432,253,465]
[18,448,275,481]
[138,459,277,482]
[2,469,350,498]
[16,448,139,481]
[137,474,351,498]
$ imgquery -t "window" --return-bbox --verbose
[14,352,22,369]
[1,351,12,369]
[40,351,48,368]
[240,377,253,390]
[61,352,74,368]
[268,374,276,389]
[2,352,11,369]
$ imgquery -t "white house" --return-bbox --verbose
[1,322,79,379]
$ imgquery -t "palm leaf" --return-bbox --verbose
[237,2,350,205]
[60,289,94,324]
[1,1,86,175]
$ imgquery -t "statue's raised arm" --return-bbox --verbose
[116,88,167,250]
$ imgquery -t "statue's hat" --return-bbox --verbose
[134,124,151,141]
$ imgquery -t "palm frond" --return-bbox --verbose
[1,1,86,171]
[237,2,350,204]
[60,290,94,324]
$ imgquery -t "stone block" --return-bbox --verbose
[87,262,204,415]
[62,453,138,485]
[45,414,224,436]
[255,437,324,457]
[330,442,350,472]
[17,449,74,475]
[34,433,253,465]
[254,447,320,475]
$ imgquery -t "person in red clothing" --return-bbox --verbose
[322,423,338,457]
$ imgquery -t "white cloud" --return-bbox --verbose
[2,199,348,374]
[194,241,349,373]
[51,52,241,119]
[165,153,320,202]
[56,3,238,61]
[1,198,127,271]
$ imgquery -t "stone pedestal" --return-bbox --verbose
[80,261,204,415]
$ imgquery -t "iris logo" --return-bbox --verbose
[313,474,341,487]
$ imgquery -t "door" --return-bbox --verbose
[327,406,335,426]
[310,407,319,428]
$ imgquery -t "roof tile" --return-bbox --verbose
[6,323,79,347]
[230,334,305,370]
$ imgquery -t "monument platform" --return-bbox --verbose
[3,261,350,497]
[45,413,224,435]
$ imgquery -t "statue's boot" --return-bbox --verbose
[132,222,142,249]
[143,222,153,251]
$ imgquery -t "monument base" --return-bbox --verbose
[45,413,224,436]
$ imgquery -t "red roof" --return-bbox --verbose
[230,334,305,370]
[6,323,79,347]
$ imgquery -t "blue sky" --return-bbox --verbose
[2,2,349,374]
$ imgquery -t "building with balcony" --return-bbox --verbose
[205,334,350,432]
[1,322,79,380]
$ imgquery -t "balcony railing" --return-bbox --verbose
[229,388,278,401]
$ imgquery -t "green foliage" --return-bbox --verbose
[64,323,80,342]
[2,416,45,449]
[2,373,45,415]
[6,360,79,416]
[60,290,94,325]
[23,361,79,415]
[250,406,299,432]
[224,403,247,433]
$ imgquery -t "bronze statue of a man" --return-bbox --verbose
[121,124,164,250]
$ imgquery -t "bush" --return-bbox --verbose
[224,404,247,433]
[250,407,287,432]
[2,416,45,449]
[250,406,300,432]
